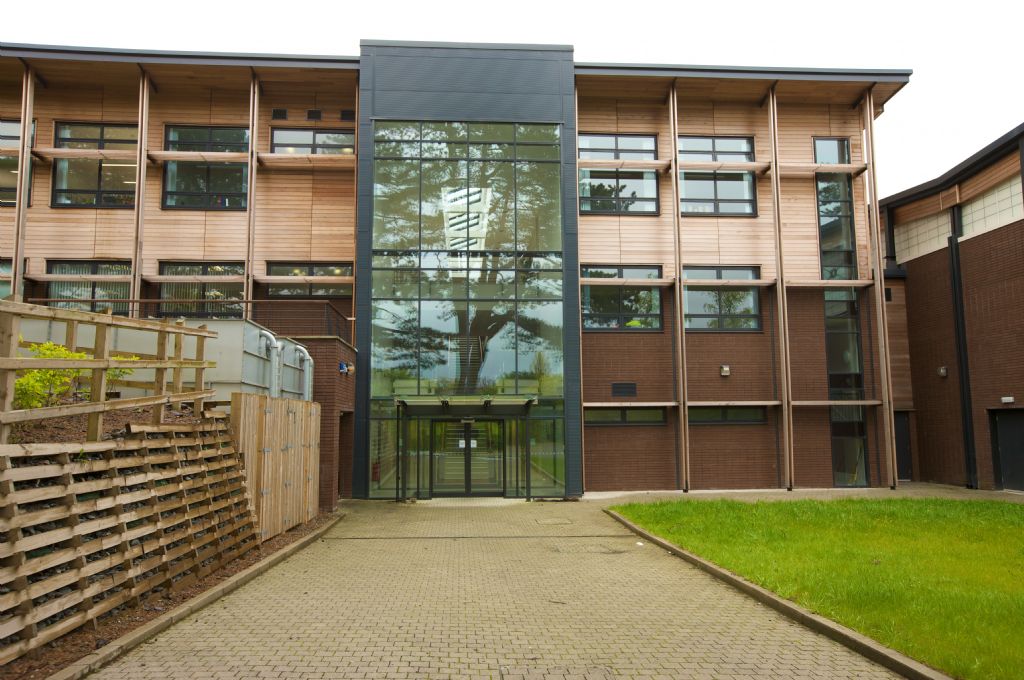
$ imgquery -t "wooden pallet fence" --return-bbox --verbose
[230,393,320,541]
[0,414,259,665]
[0,299,217,441]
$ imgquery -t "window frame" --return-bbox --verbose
[1,119,31,208]
[270,128,355,155]
[157,261,245,318]
[581,264,663,332]
[813,137,851,165]
[265,261,354,298]
[682,265,761,332]
[51,122,138,209]
[584,407,667,426]
[688,406,767,425]
[46,259,131,314]
[578,133,660,216]
[678,135,757,217]
[162,125,249,211]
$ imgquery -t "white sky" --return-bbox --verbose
[3,0,1022,197]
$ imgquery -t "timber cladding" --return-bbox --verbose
[0,415,258,665]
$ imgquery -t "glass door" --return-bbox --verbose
[430,419,505,496]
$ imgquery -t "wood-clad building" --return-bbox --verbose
[882,122,1024,491]
[0,41,912,500]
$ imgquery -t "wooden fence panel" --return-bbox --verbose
[230,393,320,541]
[0,414,258,665]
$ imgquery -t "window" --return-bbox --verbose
[0,259,11,298]
[158,262,244,318]
[814,138,851,165]
[688,406,766,424]
[52,123,137,208]
[47,260,130,314]
[581,265,661,330]
[270,128,355,155]
[266,262,353,296]
[578,134,658,214]
[163,126,248,210]
[678,136,756,215]
[584,407,666,425]
[1,120,24,207]
[815,141,857,280]
[683,266,760,330]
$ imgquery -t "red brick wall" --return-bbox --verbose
[581,288,676,403]
[296,337,356,506]
[904,245,966,485]
[959,218,1024,488]
[584,414,677,491]
[690,421,779,489]
[686,289,776,402]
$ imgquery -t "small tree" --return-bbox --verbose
[14,342,88,409]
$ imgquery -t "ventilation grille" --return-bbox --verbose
[271,108,287,120]
[611,382,637,398]
[306,109,322,121]
[340,109,356,121]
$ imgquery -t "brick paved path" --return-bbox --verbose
[90,499,898,679]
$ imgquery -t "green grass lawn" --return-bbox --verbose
[612,498,1024,680]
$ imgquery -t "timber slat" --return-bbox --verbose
[0,390,216,424]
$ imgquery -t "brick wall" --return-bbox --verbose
[690,421,779,489]
[904,245,966,485]
[959,218,1024,488]
[584,415,677,491]
[296,337,357,507]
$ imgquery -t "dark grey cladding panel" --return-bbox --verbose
[364,44,571,123]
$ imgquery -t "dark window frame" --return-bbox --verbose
[265,261,354,298]
[682,265,761,332]
[688,406,767,425]
[162,125,249,211]
[51,121,138,209]
[578,133,659,216]
[813,137,852,165]
[270,127,355,155]
[157,260,245,318]
[46,259,131,314]
[584,407,667,426]
[581,264,663,332]
[678,135,758,217]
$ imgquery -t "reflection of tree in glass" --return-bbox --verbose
[373,160,420,249]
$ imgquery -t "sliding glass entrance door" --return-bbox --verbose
[430,419,504,496]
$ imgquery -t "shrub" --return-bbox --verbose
[13,341,139,410]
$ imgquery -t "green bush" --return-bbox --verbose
[14,341,138,410]
[14,341,88,410]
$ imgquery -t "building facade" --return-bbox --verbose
[882,123,1024,491]
[0,41,911,502]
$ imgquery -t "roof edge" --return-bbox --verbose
[0,42,360,68]
[360,39,573,52]
[881,121,1024,209]
[575,61,913,82]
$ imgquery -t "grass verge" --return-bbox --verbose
[613,498,1024,680]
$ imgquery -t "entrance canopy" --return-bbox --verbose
[395,395,537,418]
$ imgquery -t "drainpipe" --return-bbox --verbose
[258,328,281,398]
[295,345,314,401]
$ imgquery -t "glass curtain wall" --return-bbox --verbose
[816,138,868,486]
[368,121,566,498]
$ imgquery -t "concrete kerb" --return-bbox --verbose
[604,508,953,680]
[46,514,344,680]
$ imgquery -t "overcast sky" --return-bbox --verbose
[4,0,1021,197]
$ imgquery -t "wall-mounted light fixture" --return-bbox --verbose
[937,366,948,378]
[1001,396,1015,405]
[338,362,355,376]
[720,364,731,377]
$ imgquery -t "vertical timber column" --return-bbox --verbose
[244,73,260,319]
[768,86,795,489]
[862,88,898,489]
[130,70,151,317]
[574,83,587,488]
[669,80,690,491]
[12,66,35,301]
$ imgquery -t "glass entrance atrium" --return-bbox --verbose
[367,121,567,498]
